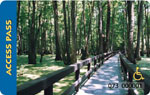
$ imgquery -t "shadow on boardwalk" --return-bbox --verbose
[76,54,128,95]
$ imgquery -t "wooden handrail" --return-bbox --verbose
[119,53,150,95]
[17,51,116,95]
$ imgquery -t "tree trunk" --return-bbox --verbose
[145,6,150,57]
[122,9,126,54]
[75,3,78,53]
[79,10,83,54]
[81,1,87,60]
[111,3,115,51]
[127,1,136,64]
[98,1,103,55]
[90,27,94,54]
[17,1,22,55]
[141,3,145,56]
[147,18,150,57]
[71,1,77,64]
[63,1,71,65]
[141,22,144,56]
[84,1,94,58]
[49,22,53,54]
[105,0,111,52]
[125,2,129,56]
[135,1,143,60]
[82,1,86,39]
[17,1,20,29]
[53,1,62,60]
[27,1,31,55]
[28,1,36,64]
[39,10,43,63]
[67,1,71,57]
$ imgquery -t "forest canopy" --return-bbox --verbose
[17,1,150,65]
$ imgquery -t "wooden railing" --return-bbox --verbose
[119,53,150,95]
[17,51,117,95]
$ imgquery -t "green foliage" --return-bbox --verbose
[17,55,64,86]
[137,55,150,74]
[17,54,89,94]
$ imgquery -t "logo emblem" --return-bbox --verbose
[133,67,144,81]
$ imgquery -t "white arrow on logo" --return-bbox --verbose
[0,91,4,95]
[0,0,4,5]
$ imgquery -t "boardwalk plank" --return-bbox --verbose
[76,54,128,95]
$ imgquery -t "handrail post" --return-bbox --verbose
[128,72,133,95]
[128,72,133,82]
[120,55,127,81]
[98,57,101,67]
[75,69,80,80]
[124,66,127,81]
[75,65,80,92]
[103,53,106,62]
[101,53,104,65]
[94,59,97,71]
[44,85,53,95]
[144,85,150,95]
[87,62,91,79]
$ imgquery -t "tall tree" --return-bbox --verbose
[17,1,20,31]
[63,1,71,65]
[105,0,111,52]
[123,9,127,55]
[27,1,31,55]
[17,1,22,55]
[127,1,136,64]
[110,2,115,51]
[53,1,62,60]
[28,1,36,64]
[98,1,103,55]
[39,6,44,63]
[141,14,144,56]
[67,1,71,51]
[135,1,143,59]
[71,1,77,64]
[84,1,94,58]
[125,2,129,56]
[145,5,150,57]
[81,1,86,60]
[82,1,86,39]
[78,2,84,53]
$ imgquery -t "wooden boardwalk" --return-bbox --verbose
[76,54,128,95]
